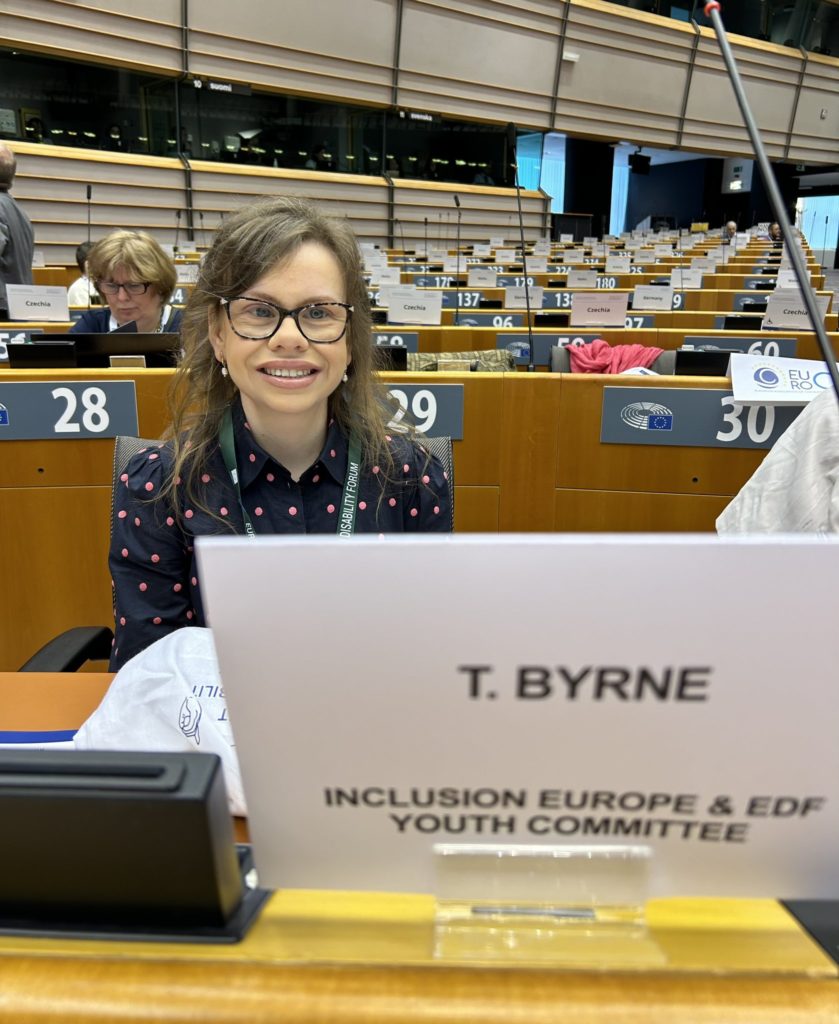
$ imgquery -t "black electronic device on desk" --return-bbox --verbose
[376,347,408,371]
[721,315,763,332]
[534,311,571,328]
[7,332,180,369]
[675,349,731,376]
[0,750,268,943]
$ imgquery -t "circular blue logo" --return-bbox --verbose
[753,366,780,388]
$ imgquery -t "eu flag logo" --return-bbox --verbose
[647,414,673,430]
[0,405,9,427]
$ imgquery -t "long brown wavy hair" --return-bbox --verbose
[160,196,396,520]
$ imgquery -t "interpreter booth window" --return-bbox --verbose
[0,48,175,157]
[177,82,383,174]
[383,111,511,187]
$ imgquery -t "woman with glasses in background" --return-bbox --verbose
[69,229,182,334]
[109,197,451,669]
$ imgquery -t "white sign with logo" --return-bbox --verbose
[504,286,544,309]
[198,534,839,899]
[5,285,70,322]
[669,269,703,290]
[467,267,497,288]
[632,285,674,312]
[570,292,629,327]
[386,288,443,325]
[566,270,597,288]
[730,353,835,406]
[762,289,830,331]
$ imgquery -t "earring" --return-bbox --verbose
[220,362,229,378]
[342,370,349,383]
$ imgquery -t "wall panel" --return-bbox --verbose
[188,0,396,106]
[189,164,392,244]
[788,56,839,165]
[398,0,561,127]
[9,143,188,265]
[555,3,692,148]
[4,0,181,73]
[392,180,548,248]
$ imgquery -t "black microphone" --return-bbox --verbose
[85,185,92,244]
[507,122,535,371]
[453,195,462,327]
[174,209,182,250]
[198,209,206,249]
[424,216,428,263]
[705,1,839,405]
[394,217,406,252]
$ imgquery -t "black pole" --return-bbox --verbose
[453,195,462,326]
[705,0,839,405]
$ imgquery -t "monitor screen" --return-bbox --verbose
[9,332,182,368]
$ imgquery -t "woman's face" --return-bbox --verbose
[99,262,164,329]
[209,241,351,434]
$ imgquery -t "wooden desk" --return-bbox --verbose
[0,370,782,668]
[0,673,835,1023]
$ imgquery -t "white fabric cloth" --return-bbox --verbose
[716,389,839,534]
[74,627,246,814]
[67,275,98,306]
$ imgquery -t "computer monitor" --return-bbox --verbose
[7,332,181,368]
[721,315,763,331]
[674,349,730,376]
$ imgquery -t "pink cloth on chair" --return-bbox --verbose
[566,338,664,374]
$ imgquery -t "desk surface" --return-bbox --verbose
[0,673,836,1021]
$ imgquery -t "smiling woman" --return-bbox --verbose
[108,197,452,670]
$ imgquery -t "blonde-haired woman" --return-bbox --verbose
[109,198,451,669]
[70,229,180,334]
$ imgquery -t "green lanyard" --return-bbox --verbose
[218,406,361,539]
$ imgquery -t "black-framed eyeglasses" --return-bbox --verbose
[217,296,353,344]
[98,280,151,296]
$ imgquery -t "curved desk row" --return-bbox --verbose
[0,369,775,669]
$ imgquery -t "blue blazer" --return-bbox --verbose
[69,307,183,334]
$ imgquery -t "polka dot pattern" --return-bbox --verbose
[110,420,452,672]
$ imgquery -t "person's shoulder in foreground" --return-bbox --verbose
[717,389,839,534]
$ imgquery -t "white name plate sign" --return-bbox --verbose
[504,286,544,309]
[570,291,629,327]
[371,266,402,286]
[467,267,497,288]
[763,289,829,331]
[5,285,69,322]
[632,285,674,312]
[566,270,597,288]
[494,248,515,263]
[669,269,703,290]
[198,534,839,898]
[605,256,632,274]
[526,257,547,274]
[473,244,491,256]
[387,288,443,325]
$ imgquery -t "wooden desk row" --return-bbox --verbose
[0,369,768,670]
[0,670,836,1021]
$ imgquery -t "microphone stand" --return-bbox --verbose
[174,209,182,252]
[509,131,535,371]
[199,209,206,249]
[704,0,839,404]
[86,185,92,244]
[821,214,829,269]
[453,195,462,326]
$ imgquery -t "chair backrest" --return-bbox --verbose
[421,435,454,531]
[408,349,514,372]
[549,345,676,375]
[111,435,158,538]
[113,434,455,533]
